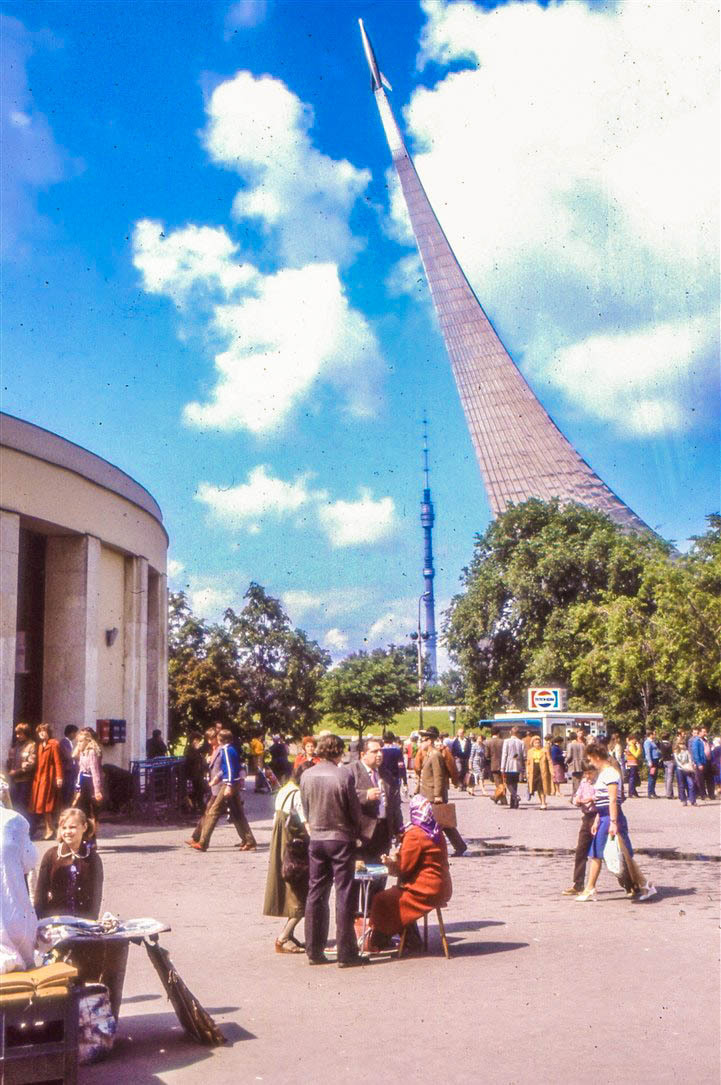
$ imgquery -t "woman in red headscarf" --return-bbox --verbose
[367,796,452,950]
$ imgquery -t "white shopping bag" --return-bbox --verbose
[603,834,622,875]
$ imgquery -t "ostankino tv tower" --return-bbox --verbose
[420,418,438,683]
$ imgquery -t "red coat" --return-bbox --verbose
[31,739,63,814]
[370,826,452,935]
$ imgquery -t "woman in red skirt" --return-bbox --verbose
[367,795,452,951]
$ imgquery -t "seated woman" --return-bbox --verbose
[34,807,103,920]
[367,795,452,951]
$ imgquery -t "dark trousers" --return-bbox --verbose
[702,762,715,799]
[647,765,658,796]
[573,812,595,890]
[198,785,256,848]
[627,766,640,796]
[677,769,697,805]
[305,838,358,964]
[443,826,467,853]
[663,760,675,798]
[357,819,391,912]
[505,772,520,807]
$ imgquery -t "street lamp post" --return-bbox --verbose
[410,592,429,730]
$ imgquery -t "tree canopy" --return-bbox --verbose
[320,646,417,738]
[168,584,330,742]
[445,500,720,732]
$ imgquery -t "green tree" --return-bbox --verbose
[223,583,330,740]
[168,592,246,740]
[320,647,417,739]
[445,499,671,722]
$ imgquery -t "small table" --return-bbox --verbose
[354,864,388,954]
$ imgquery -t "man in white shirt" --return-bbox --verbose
[501,727,525,809]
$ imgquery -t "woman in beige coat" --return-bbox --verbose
[526,735,553,809]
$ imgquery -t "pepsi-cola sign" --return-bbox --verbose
[528,687,566,710]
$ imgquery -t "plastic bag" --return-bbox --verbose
[603,834,622,875]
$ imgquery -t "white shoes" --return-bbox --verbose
[638,884,657,901]
[575,888,597,902]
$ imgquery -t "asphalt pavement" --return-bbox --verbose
[78,780,720,1084]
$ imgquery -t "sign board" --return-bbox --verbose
[528,687,566,711]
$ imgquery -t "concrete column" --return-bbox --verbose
[0,511,20,764]
[146,570,168,743]
[43,534,100,730]
[123,555,148,765]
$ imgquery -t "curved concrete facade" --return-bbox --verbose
[1,413,168,769]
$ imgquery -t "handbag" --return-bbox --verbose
[280,794,309,886]
[432,802,457,829]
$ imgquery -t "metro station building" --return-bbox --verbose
[0,413,168,769]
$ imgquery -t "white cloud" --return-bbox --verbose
[1,16,71,259]
[183,261,382,432]
[281,588,371,621]
[323,628,349,654]
[132,68,385,434]
[203,71,370,267]
[196,467,397,549]
[388,0,719,436]
[317,488,397,548]
[548,316,717,436]
[195,465,320,533]
[225,0,267,36]
[188,583,232,618]
[132,220,256,303]
[167,558,185,579]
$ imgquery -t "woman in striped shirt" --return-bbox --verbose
[576,743,656,902]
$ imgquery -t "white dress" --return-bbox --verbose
[0,806,38,972]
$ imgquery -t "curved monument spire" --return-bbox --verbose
[359,20,649,533]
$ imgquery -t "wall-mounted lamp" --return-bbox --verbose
[105,627,119,648]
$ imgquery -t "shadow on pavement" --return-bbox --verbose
[81,1014,253,1083]
[448,940,529,958]
[100,845,178,854]
[444,920,505,933]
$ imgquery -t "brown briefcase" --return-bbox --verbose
[432,802,457,829]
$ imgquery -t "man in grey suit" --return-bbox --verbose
[500,727,525,809]
[565,730,587,798]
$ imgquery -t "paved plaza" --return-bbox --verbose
[81,785,720,1084]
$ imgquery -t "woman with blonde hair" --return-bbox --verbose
[31,723,64,839]
[526,734,553,809]
[73,729,103,822]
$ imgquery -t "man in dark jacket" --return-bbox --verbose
[451,727,473,791]
[487,729,507,805]
[300,734,363,968]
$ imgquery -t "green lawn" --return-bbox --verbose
[316,704,458,740]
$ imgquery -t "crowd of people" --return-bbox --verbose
[437,724,720,809]
[3,714,718,979]
[5,722,104,838]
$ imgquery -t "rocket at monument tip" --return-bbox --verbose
[358,19,392,93]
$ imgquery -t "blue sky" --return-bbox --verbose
[3,0,719,667]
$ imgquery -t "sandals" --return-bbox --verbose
[275,939,304,954]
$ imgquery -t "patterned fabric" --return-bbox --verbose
[405,795,442,843]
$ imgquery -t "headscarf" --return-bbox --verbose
[405,795,443,844]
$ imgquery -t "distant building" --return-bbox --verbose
[0,413,168,769]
